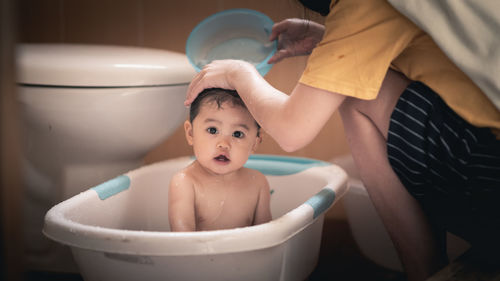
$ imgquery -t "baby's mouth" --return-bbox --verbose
[214,154,230,162]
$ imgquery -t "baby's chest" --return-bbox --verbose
[195,188,259,228]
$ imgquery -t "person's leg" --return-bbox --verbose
[339,69,447,281]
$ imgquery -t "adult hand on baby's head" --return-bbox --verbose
[267,18,325,64]
[185,60,257,106]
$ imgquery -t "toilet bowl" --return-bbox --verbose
[16,44,196,272]
[331,154,470,272]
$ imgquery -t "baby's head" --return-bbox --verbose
[189,88,261,136]
[185,88,262,175]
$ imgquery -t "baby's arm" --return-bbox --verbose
[168,172,196,232]
[253,173,272,225]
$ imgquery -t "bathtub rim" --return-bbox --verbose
[43,155,348,256]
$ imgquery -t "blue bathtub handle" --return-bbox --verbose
[305,187,336,219]
[92,175,131,200]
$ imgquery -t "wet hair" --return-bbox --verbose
[189,88,261,135]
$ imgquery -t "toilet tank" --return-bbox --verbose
[16,44,196,87]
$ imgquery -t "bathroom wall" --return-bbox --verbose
[17,0,350,163]
[1,0,24,279]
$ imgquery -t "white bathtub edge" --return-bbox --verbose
[43,160,349,256]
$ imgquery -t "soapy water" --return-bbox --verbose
[195,37,274,68]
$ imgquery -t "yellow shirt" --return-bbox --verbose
[299,0,500,136]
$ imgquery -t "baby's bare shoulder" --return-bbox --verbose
[241,168,269,185]
[169,168,195,188]
[168,169,197,203]
[242,167,264,177]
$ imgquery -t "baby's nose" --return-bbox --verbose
[217,137,230,150]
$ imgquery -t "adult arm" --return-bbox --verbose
[186,60,345,152]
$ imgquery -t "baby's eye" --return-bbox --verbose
[207,127,218,134]
[232,131,245,138]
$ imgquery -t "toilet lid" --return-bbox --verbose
[16,44,197,87]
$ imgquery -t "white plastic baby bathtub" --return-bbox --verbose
[44,155,348,281]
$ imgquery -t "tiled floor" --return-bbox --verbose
[26,218,405,281]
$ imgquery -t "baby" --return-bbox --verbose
[168,88,272,231]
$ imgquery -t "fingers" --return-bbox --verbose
[267,49,290,64]
[185,60,256,106]
[185,69,206,106]
[185,60,232,106]
[269,19,289,41]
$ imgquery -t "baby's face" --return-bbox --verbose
[185,101,261,176]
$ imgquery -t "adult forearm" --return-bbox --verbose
[229,67,296,150]
[185,60,343,152]
[232,68,342,151]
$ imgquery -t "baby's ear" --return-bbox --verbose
[184,120,194,145]
[252,135,262,153]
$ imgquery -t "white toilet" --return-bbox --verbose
[16,44,196,272]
